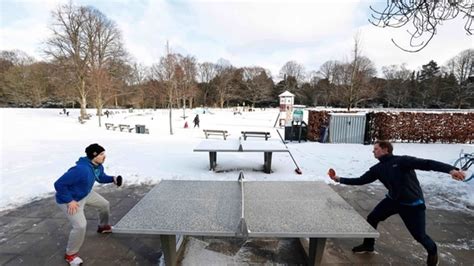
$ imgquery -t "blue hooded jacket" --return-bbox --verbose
[54,157,114,204]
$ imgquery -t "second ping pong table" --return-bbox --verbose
[193,139,289,173]
[114,175,379,265]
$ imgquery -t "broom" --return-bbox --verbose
[276,129,302,174]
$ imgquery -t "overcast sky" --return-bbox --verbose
[1,0,472,78]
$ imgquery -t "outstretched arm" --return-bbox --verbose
[327,168,377,185]
[401,156,466,181]
[400,156,456,173]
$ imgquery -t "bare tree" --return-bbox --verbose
[242,67,273,106]
[3,65,30,106]
[126,63,150,108]
[279,61,305,92]
[151,45,179,134]
[1,50,37,106]
[178,55,197,112]
[338,34,377,110]
[381,64,412,107]
[197,62,217,106]
[214,59,235,108]
[83,7,126,126]
[0,50,34,66]
[28,62,51,107]
[45,3,90,118]
[318,60,340,106]
[129,63,149,86]
[445,49,474,108]
[50,62,77,107]
[369,1,473,52]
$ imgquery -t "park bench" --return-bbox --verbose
[105,123,118,130]
[119,124,134,132]
[203,129,229,140]
[241,131,271,140]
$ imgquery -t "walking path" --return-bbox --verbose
[1,183,472,265]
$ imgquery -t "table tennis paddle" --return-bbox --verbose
[328,168,336,178]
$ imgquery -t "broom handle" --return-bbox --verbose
[276,129,301,169]
[276,129,288,148]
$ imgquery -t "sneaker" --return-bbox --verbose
[97,224,112,234]
[352,243,375,253]
[65,253,83,266]
[427,253,438,266]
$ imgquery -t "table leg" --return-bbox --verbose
[209,152,217,170]
[263,152,272,173]
[160,235,177,266]
[308,238,326,266]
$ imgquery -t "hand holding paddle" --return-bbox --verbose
[115,175,123,187]
[327,168,339,182]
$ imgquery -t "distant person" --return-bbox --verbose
[328,140,465,266]
[104,110,109,118]
[54,144,123,265]
[193,114,200,128]
[63,108,66,114]
[66,111,69,116]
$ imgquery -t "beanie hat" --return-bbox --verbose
[85,143,105,159]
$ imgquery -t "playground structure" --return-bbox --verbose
[273,91,307,142]
[277,91,294,126]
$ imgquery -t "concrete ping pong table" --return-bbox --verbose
[114,176,379,265]
[193,139,289,173]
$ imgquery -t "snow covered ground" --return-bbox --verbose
[1,108,472,213]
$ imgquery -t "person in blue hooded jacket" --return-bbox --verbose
[328,140,465,266]
[54,143,122,265]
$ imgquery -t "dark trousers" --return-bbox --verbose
[363,197,437,255]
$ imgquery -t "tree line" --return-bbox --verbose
[0,3,473,119]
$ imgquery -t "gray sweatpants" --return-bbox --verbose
[58,190,110,255]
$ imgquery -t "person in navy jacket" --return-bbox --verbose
[328,140,465,266]
[54,143,122,265]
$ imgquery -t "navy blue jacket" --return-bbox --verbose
[339,154,455,204]
[54,157,114,204]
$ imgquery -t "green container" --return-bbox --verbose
[293,109,303,122]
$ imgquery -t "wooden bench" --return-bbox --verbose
[203,129,229,140]
[105,123,117,130]
[241,131,271,140]
[119,124,134,132]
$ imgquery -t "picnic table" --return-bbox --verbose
[193,139,288,173]
[113,178,379,266]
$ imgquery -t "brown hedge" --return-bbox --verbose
[308,110,474,143]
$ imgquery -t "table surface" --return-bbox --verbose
[114,180,379,238]
[193,139,289,152]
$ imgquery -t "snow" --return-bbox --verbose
[0,108,472,213]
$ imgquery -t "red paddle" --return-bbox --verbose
[328,168,336,178]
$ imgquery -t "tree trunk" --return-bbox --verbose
[169,103,173,135]
[80,96,87,118]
